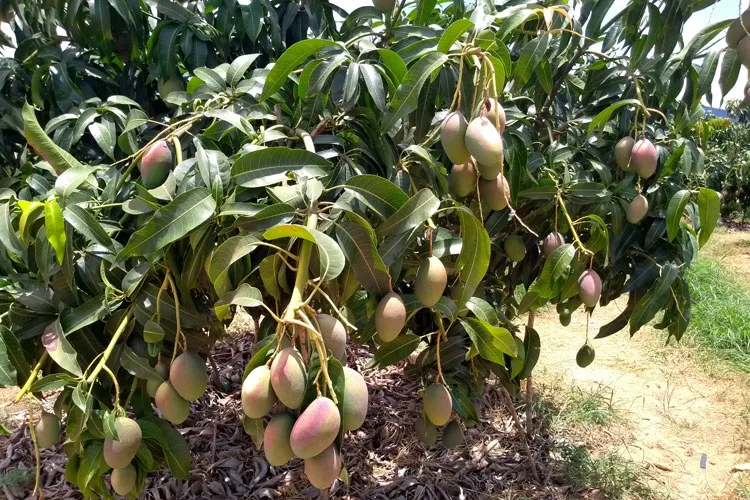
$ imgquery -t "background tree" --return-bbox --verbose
[0,0,730,497]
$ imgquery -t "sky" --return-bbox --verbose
[0,0,746,106]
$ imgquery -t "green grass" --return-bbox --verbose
[683,258,750,372]
[540,383,618,433]
[0,468,33,487]
[557,445,659,499]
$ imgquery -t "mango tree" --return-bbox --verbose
[0,0,728,497]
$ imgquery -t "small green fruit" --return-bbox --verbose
[372,0,396,14]
[465,116,503,167]
[440,111,470,165]
[270,347,306,410]
[170,352,207,401]
[318,313,347,362]
[374,292,406,343]
[478,174,510,211]
[415,256,448,307]
[342,367,368,431]
[449,160,477,197]
[34,411,61,448]
[415,415,437,446]
[242,365,277,419]
[157,76,185,99]
[559,313,571,327]
[627,194,649,224]
[614,136,635,171]
[111,463,137,496]
[423,383,452,427]
[146,360,170,398]
[155,381,190,424]
[103,417,142,470]
[504,235,526,262]
[442,421,464,449]
[576,344,595,368]
[264,412,296,466]
[304,445,342,490]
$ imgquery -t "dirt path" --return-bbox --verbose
[534,297,750,499]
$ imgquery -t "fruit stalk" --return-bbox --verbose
[27,399,41,494]
[86,307,134,384]
[555,191,593,258]
[14,351,49,402]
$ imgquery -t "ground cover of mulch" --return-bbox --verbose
[0,334,574,500]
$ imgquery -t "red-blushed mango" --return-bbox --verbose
[304,445,342,490]
[290,397,341,459]
[449,160,477,197]
[442,420,464,449]
[542,231,564,257]
[504,235,526,262]
[614,136,635,171]
[147,360,170,398]
[415,256,447,307]
[170,352,207,401]
[465,116,503,167]
[372,0,395,14]
[35,411,61,448]
[155,381,190,424]
[139,140,172,189]
[111,463,137,496]
[103,417,142,470]
[577,270,602,308]
[440,111,470,165]
[242,365,277,418]
[374,291,406,343]
[318,314,347,362]
[263,412,296,466]
[576,344,595,368]
[423,383,452,426]
[415,415,437,446]
[342,367,368,431]
[627,194,649,224]
[631,139,658,178]
[478,174,510,211]
[270,347,306,410]
[484,98,506,134]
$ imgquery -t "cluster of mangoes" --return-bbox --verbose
[241,314,368,490]
[614,136,656,224]
[728,8,750,72]
[152,352,208,425]
[443,99,510,213]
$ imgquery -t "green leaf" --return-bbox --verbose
[235,203,295,232]
[719,49,741,98]
[630,263,679,333]
[437,19,474,53]
[63,204,113,250]
[22,102,84,175]
[460,318,517,364]
[61,294,117,335]
[359,63,386,111]
[139,417,191,479]
[89,120,116,160]
[231,147,331,188]
[121,346,162,381]
[208,235,259,294]
[465,297,498,326]
[335,219,391,298]
[30,373,77,393]
[518,326,541,379]
[344,174,408,218]
[118,188,216,260]
[0,326,29,386]
[535,59,553,95]
[381,51,448,131]
[227,54,260,87]
[55,166,98,198]
[0,202,25,258]
[260,39,338,101]
[515,33,549,84]
[216,283,264,308]
[586,99,642,136]
[0,331,17,386]
[264,224,345,281]
[41,319,82,377]
[242,416,264,448]
[369,333,420,368]
[537,244,576,299]
[666,189,691,241]
[375,188,439,237]
[44,199,66,265]
[697,188,720,248]
[455,206,490,307]
[194,67,225,92]
[695,50,721,99]
[377,49,407,85]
